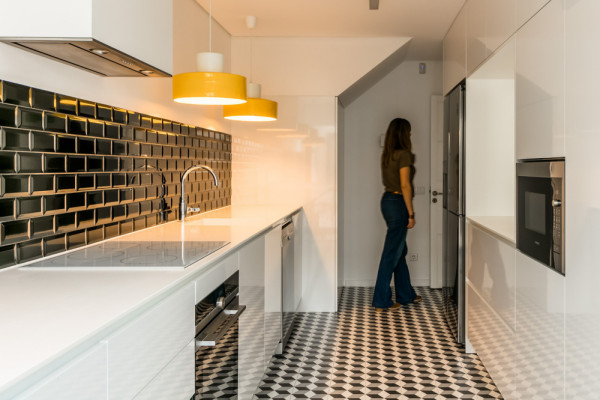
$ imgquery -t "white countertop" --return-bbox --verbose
[0,204,301,395]
[467,216,516,244]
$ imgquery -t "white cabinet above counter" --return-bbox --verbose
[0,204,302,399]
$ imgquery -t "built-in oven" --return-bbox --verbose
[194,271,246,399]
[516,159,565,275]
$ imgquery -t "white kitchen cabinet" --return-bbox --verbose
[515,0,564,159]
[193,252,239,303]
[485,0,517,54]
[517,0,551,28]
[0,0,173,75]
[238,235,266,400]
[515,251,565,399]
[106,283,195,400]
[133,341,195,400]
[14,343,107,400]
[443,7,467,95]
[264,224,283,364]
[466,0,488,76]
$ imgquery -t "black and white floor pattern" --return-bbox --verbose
[254,287,503,399]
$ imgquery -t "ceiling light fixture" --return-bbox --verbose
[172,0,247,105]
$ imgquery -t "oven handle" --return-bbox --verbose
[195,305,246,348]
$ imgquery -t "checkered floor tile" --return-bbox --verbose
[254,287,503,399]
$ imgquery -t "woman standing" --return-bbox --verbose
[372,118,422,311]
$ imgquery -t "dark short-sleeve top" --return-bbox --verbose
[381,149,415,196]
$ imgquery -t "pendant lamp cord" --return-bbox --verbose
[208,0,212,52]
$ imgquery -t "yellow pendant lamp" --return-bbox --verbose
[173,0,246,105]
[223,82,277,122]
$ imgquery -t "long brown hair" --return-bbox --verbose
[381,118,412,167]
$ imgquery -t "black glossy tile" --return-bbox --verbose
[86,191,103,207]
[105,122,119,139]
[129,111,141,127]
[140,115,151,128]
[77,137,95,154]
[67,230,86,249]
[139,172,151,185]
[120,219,133,235]
[17,239,42,262]
[120,157,133,172]
[77,174,94,190]
[2,82,30,106]
[56,95,77,114]
[97,104,112,121]
[105,189,119,205]
[88,120,104,137]
[133,215,146,231]
[112,140,126,155]
[151,118,162,131]
[66,155,85,172]
[157,132,168,145]
[133,187,145,201]
[2,220,29,244]
[167,133,177,145]
[56,175,75,192]
[43,154,65,173]
[112,205,126,220]
[55,213,75,232]
[87,156,103,172]
[113,108,127,124]
[171,122,181,134]
[96,174,110,188]
[56,134,76,153]
[180,125,190,135]
[140,143,151,157]
[128,142,139,156]
[162,120,173,133]
[96,139,111,155]
[77,209,95,228]
[19,108,43,130]
[0,199,14,219]
[126,202,139,216]
[87,226,103,243]
[17,197,41,217]
[17,153,42,173]
[140,200,151,215]
[66,192,85,210]
[121,126,133,140]
[2,128,30,151]
[44,234,65,256]
[177,135,185,147]
[67,116,86,135]
[134,128,146,142]
[146,130,157,143]
[78,100,96,118]
[31,88,55,111]
[96,207,111,223]
[104,222,119,239]
[157,159,167,171]
[31,131,55,152]
[31,216,54,237]
[44,194,66,214]
[120,188,133,203]
[105,157,119,172]
[152,145,162,157]
[0,103,17,127]
[32,175,54,193]
[3,176,29,195]
[45,113,67,133]
[0,244,15,269]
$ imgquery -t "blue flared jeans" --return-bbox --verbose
[372,191,417,308]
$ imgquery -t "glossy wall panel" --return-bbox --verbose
[515,251,564,400]
[564,0,600,398]
[443,9,467,95]
[515,0,565,159]
[0,80,232,269]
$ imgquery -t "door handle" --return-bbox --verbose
[432,190,444,196]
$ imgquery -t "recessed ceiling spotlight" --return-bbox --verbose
[90,49,109,55]
[246,15,257,29]
[141,70,154,75]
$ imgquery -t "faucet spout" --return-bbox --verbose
[180,165,219,221]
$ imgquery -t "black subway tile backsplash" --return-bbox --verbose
[0,79,231,269]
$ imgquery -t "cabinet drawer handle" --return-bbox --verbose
[195,305,246,347]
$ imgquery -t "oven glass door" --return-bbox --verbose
[517,175,562,273]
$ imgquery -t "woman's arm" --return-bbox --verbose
[399,166,415,229]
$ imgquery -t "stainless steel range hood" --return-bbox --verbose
[1,38,171,77]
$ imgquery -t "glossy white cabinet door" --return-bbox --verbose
[443,7,467,95]
[264,225,282,363]
[15,343,107,400]
[564,0,600,398]
[106,283,195,400]
[466,0,488,75]
[515,0,565,159]
[466,222,515,329]
[467,284,515,399]
[238,236,266,400]
[515,251,564,400]
[517,0,551,28]
[485,0,517,54]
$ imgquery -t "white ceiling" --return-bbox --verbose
[194,0,466,60]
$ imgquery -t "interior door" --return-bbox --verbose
[430,95,444,288]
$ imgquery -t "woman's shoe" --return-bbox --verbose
[412,295,422,304]
[374,303,402,312]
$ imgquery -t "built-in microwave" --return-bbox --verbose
[516,159,565,275]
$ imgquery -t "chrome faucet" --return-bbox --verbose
[179,165,218,221]
[130,164,167,222]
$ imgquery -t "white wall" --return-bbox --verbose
[341,60,443,287]
[0,0,228,132]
